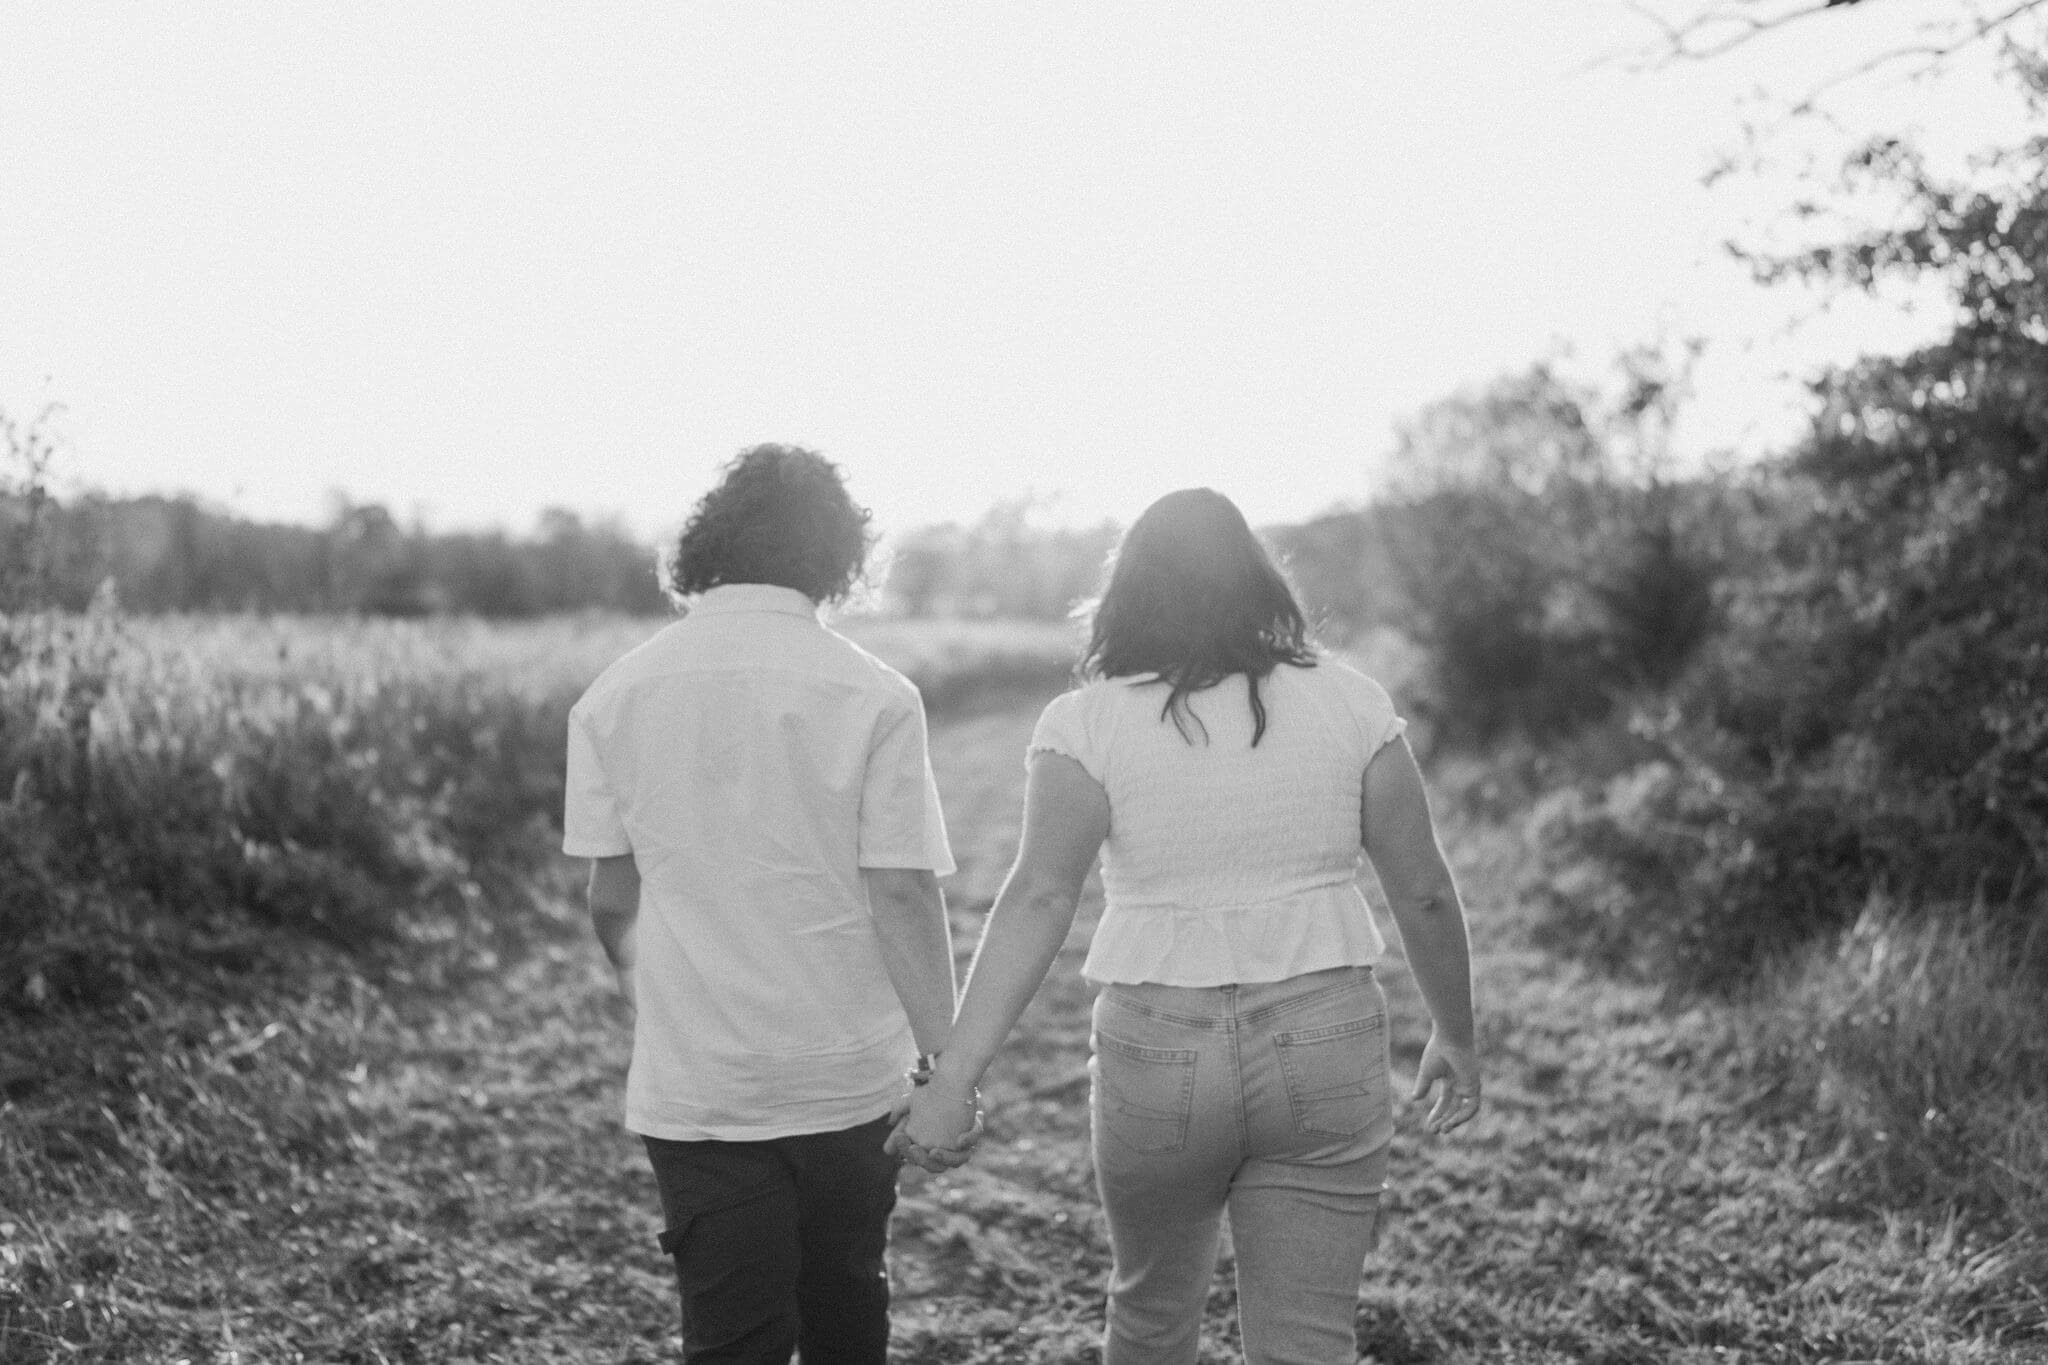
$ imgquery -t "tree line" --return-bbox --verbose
[0,478,1136,623]
[0,490,670,617]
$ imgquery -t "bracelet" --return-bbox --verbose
[906,1053,980,1107]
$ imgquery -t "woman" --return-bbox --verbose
[890,488,1481,1363]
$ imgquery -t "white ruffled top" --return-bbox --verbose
[1028,658,1408,987]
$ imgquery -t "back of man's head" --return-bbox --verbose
[663,444,875,605]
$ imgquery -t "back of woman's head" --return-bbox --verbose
[1082,488,1315,744]
[664,444,874,605]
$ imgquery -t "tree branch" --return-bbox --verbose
[1629,0,2048,92]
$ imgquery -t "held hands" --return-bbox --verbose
[883,1084,985,1173]
[1411,1029,1482,1136]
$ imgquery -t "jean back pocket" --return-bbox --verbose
[1092,1030,1197,1153]
[1274,1014,1388,1139]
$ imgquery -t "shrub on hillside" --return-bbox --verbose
[1383,485,1606,746]
[1532,67,2047,989]
[1528,745,1915,988]
[1531,671,2045,993]
[1376,362,1724,749]
[0,618,581,1014]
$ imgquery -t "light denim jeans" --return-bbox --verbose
[1089,964,1394,1365]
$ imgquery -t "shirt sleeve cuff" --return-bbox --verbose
[1026,740,1099,785]
[562,835,634,858]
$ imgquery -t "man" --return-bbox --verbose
[562,444,965,1364]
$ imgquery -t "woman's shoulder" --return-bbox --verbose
[1290,654,1403,746]
[1306,653,1391,698]
[1037,674,1146,724]
[1030,677,1147,778]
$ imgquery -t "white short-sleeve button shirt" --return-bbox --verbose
[563,584,955,1141]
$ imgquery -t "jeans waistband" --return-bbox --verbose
[1098,964,1375,1029]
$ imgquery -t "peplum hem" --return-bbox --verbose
[1081,883,1387,987]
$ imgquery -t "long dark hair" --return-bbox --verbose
[1080,488,1316,745]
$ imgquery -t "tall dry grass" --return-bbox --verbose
[3,612,613,1012]
[0,610,1081,1010]
[1516,733,2048,1272]
[1742,897,2048,1240]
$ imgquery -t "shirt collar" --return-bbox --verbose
[688,584,821,620]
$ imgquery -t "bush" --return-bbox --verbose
[0,615,606,1015]
[1375,363,1725,750]
[1532,73,2048,988]
[1527,752,1885,988]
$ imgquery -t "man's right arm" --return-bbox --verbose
[587,854,641,1011]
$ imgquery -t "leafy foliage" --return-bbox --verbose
[1530,57,2048,985]
[1374,360,1724,748]
[1710,130,2048,883]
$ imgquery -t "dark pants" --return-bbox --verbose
[643,1113,902,1365]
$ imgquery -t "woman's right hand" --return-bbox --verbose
[884,1085,984,1171]
[1410,1029,1482,1135]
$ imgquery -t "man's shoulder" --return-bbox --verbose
[580,618,919,714]
[816,627,922,705]
[570,620,695,712]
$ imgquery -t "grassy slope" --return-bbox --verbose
[898,702,2048,1365]
[4,689,2043,1363]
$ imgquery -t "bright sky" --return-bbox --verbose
[0,3,2029,540]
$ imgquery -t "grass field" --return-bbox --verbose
[3,621,2044,1363]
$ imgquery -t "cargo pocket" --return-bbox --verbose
[654,1175,783,1257]
[642,1138,787,1259]
[1092,1031,1196,1154]
[1275,1015,1388,1139]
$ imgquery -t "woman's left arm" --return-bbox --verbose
[892,752,1109,1154]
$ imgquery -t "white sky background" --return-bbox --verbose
[0,4,2032,541]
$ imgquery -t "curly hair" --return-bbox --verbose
[663,444,875,605]
[1081,488,1316,746]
